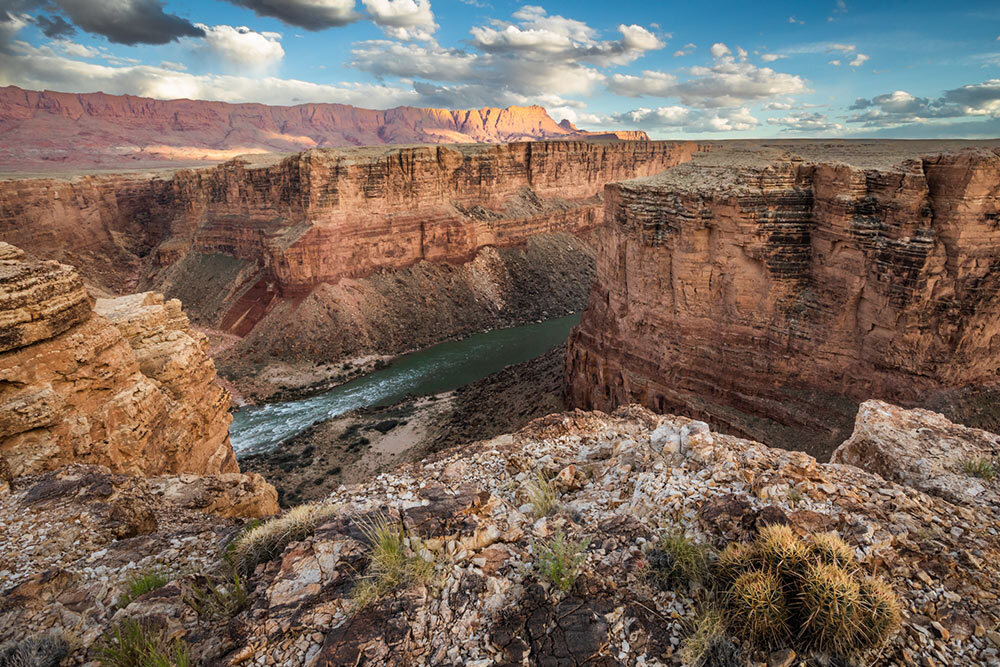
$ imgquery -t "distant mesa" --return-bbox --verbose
[0,85,648,172]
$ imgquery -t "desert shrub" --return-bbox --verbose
[532,529,590,592]
[185,570,247,620]
[523,471,559,518]
[228,502,339,577]
[118,569,170,608]
[711,528,901,660]
[680,608,743,667]
[96,619,190,667]
[645,530,712,589]
[960,456,996,480]
[353,513,435,608]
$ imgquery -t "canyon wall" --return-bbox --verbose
[0,140,702,396]
[0,85,647,171]
[0,242,238,476]
[565,146,1000,458]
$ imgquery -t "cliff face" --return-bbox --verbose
[0,141,702,397]
[0,243,238,476]
[0,85,648,171]
[565,146,1000,457]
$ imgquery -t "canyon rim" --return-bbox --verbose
[2,1,1000,665]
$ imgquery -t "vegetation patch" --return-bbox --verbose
[228,502,340,577]
[532,529,590,592]
[523,471,559,518]
[960,455,997,480]
[96,618,190,667]
[117,569,170,608]
[645,530,712,589]
[353,513,435,608]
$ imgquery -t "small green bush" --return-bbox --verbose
[960,456,996,480]
[96,619,190,667]
[532,529,590,592]
[185,570,247,620]
[645,530,712,589]
[118,570,170,608]
[229,502,339,577]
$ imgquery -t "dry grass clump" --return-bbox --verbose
[185,570,248,620]
[679,609,742,667]
[353,513,435,608]
[523,471,559,518]
[645,530,712,589]
[229,503,339,577]
[695,527,900,660]
[532,529,590,592]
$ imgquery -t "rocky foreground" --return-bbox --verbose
[3,400,999,666]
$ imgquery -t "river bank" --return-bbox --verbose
[240,345,566,507]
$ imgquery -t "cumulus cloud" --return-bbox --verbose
[848,53,869,67]
[0,41,418,107]
[363,0,437,41]
[49,38,100,57]
[789,16,804,25]
[608,105,760,132]
[847,81,1000,128]
[829,60,841,66]
[766,111,842,132]
[470,6,663,67]
[673,42,695,57]
[45,0,204,45]
[607,41,808,108]
[194,24,284,71]
[761,53,786,62]
[223,0,360,30]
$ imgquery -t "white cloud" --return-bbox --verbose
[607,41,808,108]
[362,0,437,41]
[673,42,695,57]
[49,39,100,58]
[789,16,804,24]
[829,59,841,66]
[194,24,285,71]
[766,111,842,132]
[827,43,856,53]
[160,60,187,71]
[609,105,760,132]
[848,53,869,67]
[0,41,419,107]
[846,82,1000,128]
[761,53,786,62]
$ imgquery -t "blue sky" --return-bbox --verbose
[1,0,998,138]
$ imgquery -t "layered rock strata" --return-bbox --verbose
[0,243,238,476]
[566,145,1000,457]
[0,85,647,171]
[0,141,701,396]
[3,404,999,664]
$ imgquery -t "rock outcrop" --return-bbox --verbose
[832,400,1000,510]
[0,85,647,171]
[3,404,999,665]
[0,243,237,476]
[566,144,1000,458]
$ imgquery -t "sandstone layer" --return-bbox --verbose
[566,144,1000,458]
[4,403,1000,664]
[0,243,238,476]
[0,85,647,172]
[0,140,701,397]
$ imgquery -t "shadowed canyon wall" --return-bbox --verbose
[565,146,1000,458]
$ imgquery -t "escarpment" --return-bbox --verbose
[0,140,702,397]
[0,242,238,477]
[566,145,1000,458]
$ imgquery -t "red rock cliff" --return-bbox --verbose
[0,242,238,476]
[565,145,1000,458]
[0,85,649,171]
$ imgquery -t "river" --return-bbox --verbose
[229,313,581,456]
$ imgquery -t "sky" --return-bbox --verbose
[0,0,998,139]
